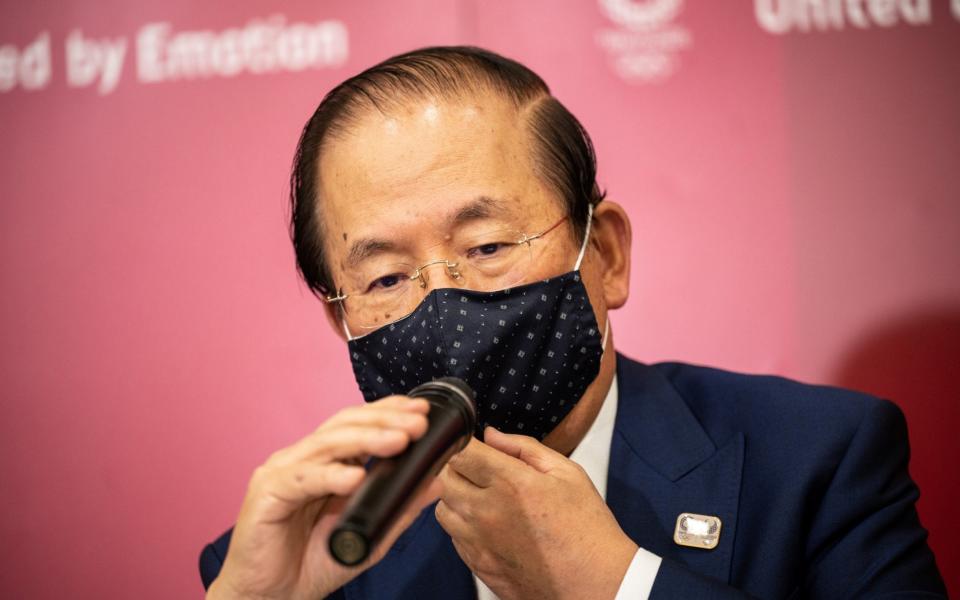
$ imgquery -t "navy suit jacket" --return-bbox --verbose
[200,354,946,598]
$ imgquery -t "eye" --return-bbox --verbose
[367,273,405,292]
[467,242,507,259]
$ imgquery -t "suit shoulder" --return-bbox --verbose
[199,528,233,590]
[648,360,902,449]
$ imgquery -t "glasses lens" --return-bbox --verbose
[344,263,418,329]
[455,229,531,292]
[342,229,538,331]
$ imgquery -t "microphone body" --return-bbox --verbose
[329,377,476,566]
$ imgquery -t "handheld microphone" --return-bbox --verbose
[328,377,476,566]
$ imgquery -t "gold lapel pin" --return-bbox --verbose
[674,513,722,550]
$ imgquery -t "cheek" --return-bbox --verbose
[542,233,582,274]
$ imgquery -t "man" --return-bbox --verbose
[199,47,945,599]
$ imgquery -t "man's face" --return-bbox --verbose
[317,92,587,333]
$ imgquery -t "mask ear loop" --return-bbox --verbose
[600,314,610,353]
[573,203,594,271]
[574,204,609,353]
[336,302,356,342]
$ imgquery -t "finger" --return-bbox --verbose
[483,426,565,474]
[328,396,430,422]
[434,499,472,541]
[369,394,432,412]
[269,425,414,467]
[267,399,430,467]
[449,537,480,574]
[322,405,429,439]
[446,438,523,488]
[437,464,484,516]
[313,425,419,461]
[248,462,366,521]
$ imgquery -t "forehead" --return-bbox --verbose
[316,93,558,261]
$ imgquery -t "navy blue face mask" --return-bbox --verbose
[345,208,607,440]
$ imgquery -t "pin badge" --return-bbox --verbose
[674,513,722,550]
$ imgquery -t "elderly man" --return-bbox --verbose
[199,47,945,599]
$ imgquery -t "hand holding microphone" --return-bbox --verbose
[206,378,474,600]
[330,376,476,565]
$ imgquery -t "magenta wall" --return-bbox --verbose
[1,1,957,597]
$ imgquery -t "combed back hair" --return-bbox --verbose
[290,46,605,297]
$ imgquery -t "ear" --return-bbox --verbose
[589,201,632,310]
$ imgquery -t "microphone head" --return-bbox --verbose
[407,377,476,437]
[432,376,475,403]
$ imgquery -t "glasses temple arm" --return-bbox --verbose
[520,214,570,244]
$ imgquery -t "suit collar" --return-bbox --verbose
[613,353,717,481]
[346,355,745,597]
[608,354,744,584]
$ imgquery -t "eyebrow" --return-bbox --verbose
[448,195,507,227]
[344,196,510,269]
[345,238,397,269]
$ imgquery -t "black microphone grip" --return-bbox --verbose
[328,377,476,566]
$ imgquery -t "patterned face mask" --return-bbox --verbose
[345,207,607,440]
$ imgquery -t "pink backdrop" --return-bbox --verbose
[1,1,957,597]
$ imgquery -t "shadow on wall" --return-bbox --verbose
[832,308,960,591]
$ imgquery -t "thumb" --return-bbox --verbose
[483,426,564,474]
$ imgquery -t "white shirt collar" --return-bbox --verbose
[568,373,619,499]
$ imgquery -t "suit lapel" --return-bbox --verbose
[345,355,744,597]
[607,355,744,584]
[344,504,475,600]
